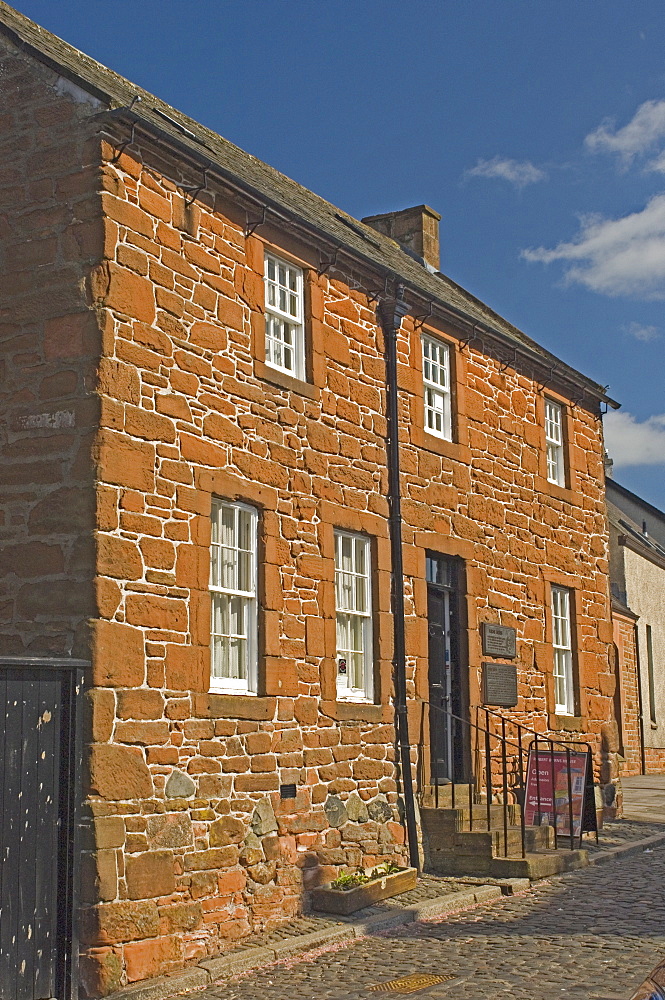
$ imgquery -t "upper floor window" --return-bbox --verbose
[210,499,258,694]
[335,530,373,702]
[422,335,452,441]
[545,399,565,486]
[551,586,574,715]
[264,253,305,379]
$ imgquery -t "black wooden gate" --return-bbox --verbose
[0,657,84,1000]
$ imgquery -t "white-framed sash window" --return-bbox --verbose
[264,253,305,379]
[545,399,565,486]
[210,499,258,694]
[422,335,452,440]
[552,586,574,715]
[335,530,373,702]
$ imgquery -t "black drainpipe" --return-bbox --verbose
[379,285,420,870]
[634,622,647,776]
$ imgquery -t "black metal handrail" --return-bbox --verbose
[419,700,596,859]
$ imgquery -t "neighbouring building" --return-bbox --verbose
[607,477,665,776]
[0,4,622,997]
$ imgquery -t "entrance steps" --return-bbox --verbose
[420,786,589,880]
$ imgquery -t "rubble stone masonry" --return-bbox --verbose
[0,40,618,998]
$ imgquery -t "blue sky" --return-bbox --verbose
[12,0,665,509]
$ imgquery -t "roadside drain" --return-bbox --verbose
[367,973,457,994]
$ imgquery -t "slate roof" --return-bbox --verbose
[0,1,618,406]
[607,480,665,559]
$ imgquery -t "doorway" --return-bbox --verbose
[426,553,466,785]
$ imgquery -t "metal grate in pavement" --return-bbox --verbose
[367,972,456,993]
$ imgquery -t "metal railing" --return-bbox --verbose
[421,700,596,859]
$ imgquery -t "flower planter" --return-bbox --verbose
[310,867,418,915]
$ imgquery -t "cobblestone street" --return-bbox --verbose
[193,845,665,1000]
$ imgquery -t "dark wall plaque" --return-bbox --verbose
[482,662,518,708]
[481,623,517,659]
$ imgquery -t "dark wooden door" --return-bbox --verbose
[0,659,83,1000]
[426,553,467,786]
[427,586,453,783]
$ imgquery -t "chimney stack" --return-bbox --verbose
[362,205,441,271]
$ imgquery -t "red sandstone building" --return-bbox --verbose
[0,5,623,998]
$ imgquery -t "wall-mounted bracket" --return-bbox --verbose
[182,167,210,206]
[244,205,267,239]
[318,247,341,276]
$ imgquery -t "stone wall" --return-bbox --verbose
[0,37,102,657]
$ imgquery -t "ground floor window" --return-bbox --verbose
[335,530,373,702]
[210,499,258,694]
[552,585,574,715]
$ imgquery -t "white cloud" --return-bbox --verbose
[522,193,665,298]
[646,150,665,174]
[605,411,665,466]
[466,157,547,188]
[626,321,660,342]
[585,99,665,167]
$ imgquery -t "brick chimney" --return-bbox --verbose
[362,205,441,271]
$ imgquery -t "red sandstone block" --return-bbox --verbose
[97,533,142,581]
[234,773,280,793]
[97,430,155,492]
[104,263,156,323]
[88,744,152,801]
[138,185,171,223]
[125,594,187,631]
[164,644,207,691]
[117,689,164,720]
[123,934,183,983]
[115,720,170,745]
[92,619,144,688]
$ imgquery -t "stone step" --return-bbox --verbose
[426,846,588,880]
[424,823,553,858]
[488,849,589,880]
[451,825,554,857]
[420,784,479,808]
[420,803,521,833]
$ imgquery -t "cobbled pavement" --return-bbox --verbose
[190,844,665,1000]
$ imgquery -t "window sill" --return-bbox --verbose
[336,692,373,705]
[193,692,276,720]
[549,714,586,733]
[322,698,391,723]
[410,424,471,463]
[535,476,581,506]
[209,689,253,699]
[255,359,320,400]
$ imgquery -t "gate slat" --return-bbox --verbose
[0,670,8,998]
[18,672,40,1000]
[35,673,61,999]
[2,673,25,1000]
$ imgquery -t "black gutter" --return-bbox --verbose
[634,622,647,776]
[379,287,420,870]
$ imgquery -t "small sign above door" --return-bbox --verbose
[481,623,517,659]
[482,662,518,707]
